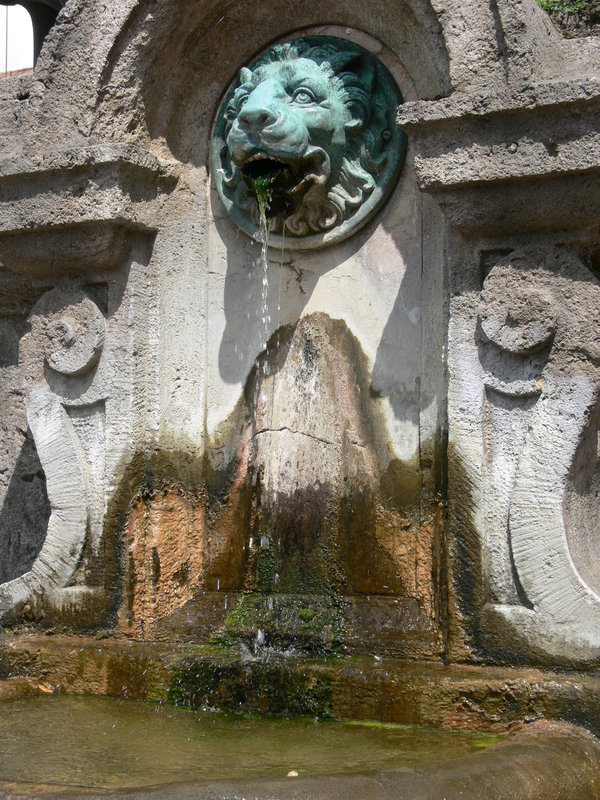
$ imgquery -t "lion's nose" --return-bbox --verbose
[237,104,278,133]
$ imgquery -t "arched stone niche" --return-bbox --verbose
[92,0,451,163]
[206,24,422,433]
[182,23,447,657]
[95,8,447,651]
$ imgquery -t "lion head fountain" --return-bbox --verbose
[212,36,406,249]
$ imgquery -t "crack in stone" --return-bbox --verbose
[253,426,334,447]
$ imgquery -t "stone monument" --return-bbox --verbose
[0,0,599,719]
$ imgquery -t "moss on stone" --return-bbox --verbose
[213,593,346,655]
[168,658,334,718]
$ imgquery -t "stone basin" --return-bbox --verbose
[0,715,597,800]
[1,640,600,800]
[0,693,500,794]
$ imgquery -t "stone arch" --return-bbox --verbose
[19,0,573,170]
[91,0,453,165]
[4,0,65,63]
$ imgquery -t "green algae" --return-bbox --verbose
[345,718,504,747]
[214,592,346,655]
[168,658,335,718]
[252,175,273,210]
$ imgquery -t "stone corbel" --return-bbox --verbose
[0,287,107,621]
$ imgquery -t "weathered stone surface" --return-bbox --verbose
[447,246,600,665]
[5,634,600,737]
[0,0,599,704]
[397,81,600,234]
[0,677,54,702]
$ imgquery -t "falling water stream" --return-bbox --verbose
[258,195,271,362]
[254,176,274,406]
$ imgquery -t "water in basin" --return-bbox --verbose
[0,694,501,790]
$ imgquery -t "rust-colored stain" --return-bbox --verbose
[119,488,204,636]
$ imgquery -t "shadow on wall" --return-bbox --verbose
[215,180,429,432]
[0,431,50,584]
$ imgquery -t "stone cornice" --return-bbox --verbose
[397,80,600,236]
[0,144,178,275]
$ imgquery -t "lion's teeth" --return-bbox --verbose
[245,154,286,164]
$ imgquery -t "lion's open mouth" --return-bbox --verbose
[240,150,329,217]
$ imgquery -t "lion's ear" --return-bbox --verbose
[238,67,253,85]
[328,51,376,93]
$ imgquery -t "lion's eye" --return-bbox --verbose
[292,88,316,105]
[237,93,249,108]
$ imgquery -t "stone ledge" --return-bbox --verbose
[0,144,178,237]
[397,80,600,127]
[0,220,152,276]
[0,144,177,274]
[0,143,177,182]
[2,634,600,734]
[147,592,443,661]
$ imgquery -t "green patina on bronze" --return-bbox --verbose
[212,36,406,250]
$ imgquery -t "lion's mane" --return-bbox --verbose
[222,41,394,237]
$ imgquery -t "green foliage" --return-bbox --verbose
[251,175,273,207]
[537,0,598,15]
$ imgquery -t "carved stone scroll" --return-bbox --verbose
[0,287,106,620]
[478,248,600,662]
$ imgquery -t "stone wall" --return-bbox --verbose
[0,0,598,668]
